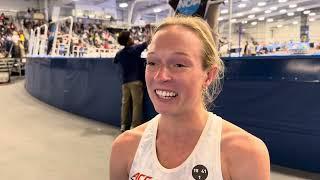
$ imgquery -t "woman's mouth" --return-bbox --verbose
[154,89,178,100]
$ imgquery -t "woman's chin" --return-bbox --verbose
[154,105,182,116]
[154,106,173,115]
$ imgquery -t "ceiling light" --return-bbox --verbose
[252,7,261,12]
[292,21,298,25]
[251,21,257,26]
[309,18,315,21]
[277,24,283,28]
[303,10,311,14]
[221,9,228,14]
[153,8,162,13]
[287,12,294,16]
[258,17,265,21]
[238,3,247,8]
[309,12,316,16]
[235,13,243,17]
[278,0,287,3]
[265,10,272,14]
[258,2,266,6]
[241,20,248,24]
[248,14,255,19]
[267,18,274,22]
[289,4,297,8]
[270,6,278,11]
[279,9,287,14]
[218,17,224,21]
[119,2,128,8]
[231,19,237,23]
[297,7,305,12]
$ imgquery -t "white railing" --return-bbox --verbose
[28,24,48,56]
[51,16,73,57]
[28,29,35,56]
[28,16,120,58]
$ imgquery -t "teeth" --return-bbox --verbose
[155,90,177,98]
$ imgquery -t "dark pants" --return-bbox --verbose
[121,81,143,130]
[47,38,53,54]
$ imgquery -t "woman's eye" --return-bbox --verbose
[175,64,185,68]
[146,61,155,66]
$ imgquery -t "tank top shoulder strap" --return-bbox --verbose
[208,112,223,141]
[207,112,224,180]
[129,114,160,175]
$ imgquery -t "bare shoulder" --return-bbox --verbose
[221,120,270,180]
[109,123,149,180]
[112,123,147,148]
[111,122,149,162]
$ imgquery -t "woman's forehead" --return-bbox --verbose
[151,26,202,48]
[148,26,203,62]
[155,25,194,37]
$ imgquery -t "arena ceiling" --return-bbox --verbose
[55,0,320,25]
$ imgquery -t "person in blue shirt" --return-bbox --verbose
[113,30,149,132]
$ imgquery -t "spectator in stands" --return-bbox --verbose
[47,19,55,55]
[78,39,85,57]
[0,13,5,21]
[243,41,249,56]
[110,16,270,180]
[25,8,32,19]
[113,30,150,132]
[102,31,109,49]
[19,30,25,44]
[9,22,15,31]
[11,31,20,58]
[5,32,13,57]
[18,30,25,57]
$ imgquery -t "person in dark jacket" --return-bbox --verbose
[113,30,149,132]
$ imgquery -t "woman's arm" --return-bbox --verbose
[225,133,270,180]
[109,133,131,180]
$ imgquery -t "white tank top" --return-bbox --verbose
[129,112,224,180]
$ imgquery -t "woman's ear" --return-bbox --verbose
[204,65,218,87]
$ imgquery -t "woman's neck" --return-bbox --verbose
[157,107,209,137]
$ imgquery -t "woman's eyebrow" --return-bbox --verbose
[172,51,190,57]
[147,51,190,56]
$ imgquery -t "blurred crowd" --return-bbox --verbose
[0,9,152,58]
[73,22,116,49]
[0,13,26,58]
[129,25,152,43]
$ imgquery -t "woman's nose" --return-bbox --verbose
[154,65,172,82]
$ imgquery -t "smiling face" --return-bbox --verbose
[146,25,211,117]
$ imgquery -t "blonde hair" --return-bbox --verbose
[153,15,224,108]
